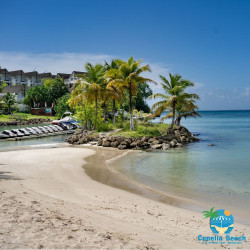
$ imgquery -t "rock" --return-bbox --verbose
[118,144,127,150]
[130,141,138,148]
[148,138,156,143]
[97,138,103,146]
[208,144,215,146]
[102,140,110,147]
[110,141,120,147]
[141,136,148,142]
[150,139,160,145]
[151,144,162,149]
[176,143,183,147]
[170,140,176,147]
[120,140,128,146]
[162,143,171,150]
[125,138,132,144]
[109,136,116,142]
[163,134,175,141]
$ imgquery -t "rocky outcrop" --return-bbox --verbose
[66,126,199,151]
[0,118,51,126]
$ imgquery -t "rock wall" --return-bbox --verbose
[66,126,199,150]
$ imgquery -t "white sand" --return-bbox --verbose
[0,146,249,249]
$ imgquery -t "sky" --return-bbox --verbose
[0,0,250,110]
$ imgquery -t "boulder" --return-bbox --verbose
[150,139,160,145]
[176,143,183,147]
[102,140,110,147]
[163,134,175,141]
[97,138,103,146]
[170,140,176,147]
[110,141,120,148]
[130,141,138,148]
[118,144,127,150]
[120,140,128,146]
[162,143,171,150]
[151,144,162,149]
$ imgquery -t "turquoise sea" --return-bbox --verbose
[110,110,250,225]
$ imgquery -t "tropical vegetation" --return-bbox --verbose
[9,56,200,133]
[150,73,200,128]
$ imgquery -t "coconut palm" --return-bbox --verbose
[162,95,200,125]
[106,57,155,130]
[104,59,125,123]
[150,74,196,128]
[202,207,220,220]
[73,63,105,129]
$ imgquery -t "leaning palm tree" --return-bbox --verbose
[106,57,155,130]
[150,73,196,129]
[161,95,200,125]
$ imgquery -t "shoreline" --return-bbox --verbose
[0,145,249,248]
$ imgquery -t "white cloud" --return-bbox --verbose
[0,51,113,74]
[243,87,250,97]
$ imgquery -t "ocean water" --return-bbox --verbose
[110,110,250,225]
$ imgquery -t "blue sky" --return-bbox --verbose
[1,0,250,110]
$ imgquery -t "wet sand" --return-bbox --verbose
[0,145,249,249]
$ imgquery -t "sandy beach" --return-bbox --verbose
[0,145,249,249]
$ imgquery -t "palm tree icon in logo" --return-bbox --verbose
[202,207,234,234]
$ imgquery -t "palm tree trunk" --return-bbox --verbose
[103,102,106,123]
[175,116,181,126]
[112,99,116,124]
[129,85,134,130]
[94,95,97,129]
[170,102,176,129]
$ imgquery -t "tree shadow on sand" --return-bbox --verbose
[0,171,21,180]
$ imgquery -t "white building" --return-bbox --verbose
[0,67,86,110]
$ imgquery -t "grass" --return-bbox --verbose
[110,121,170,137]
[0,112,57,122]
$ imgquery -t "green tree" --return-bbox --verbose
[106,57,155,130]
[23,85,47,108]
[0,81,7,93]
[70,63,105,129]
[104,59,125,123]
[43,77,69,106]
[2,92,17,114]
[54,94,72,118]
[150,73,197,128]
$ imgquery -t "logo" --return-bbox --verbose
[198,207,246,245]
[202,207,234,234]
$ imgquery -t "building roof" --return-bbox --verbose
[38,72,53,78]
[2,85,25,94]
[0,68,8,74]
[24,71,38,77]
[72,71,86,75]
[9,70,24,77]
[57,73,71,79]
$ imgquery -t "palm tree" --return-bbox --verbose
[104,59,124,124]
[150,73,196,129]
[202,207,220,220]
[74,63,105,129]
[106,57,155,130]
[3,92,16,114]
[161,95,200,125]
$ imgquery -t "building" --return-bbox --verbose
[0,67,87,110]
